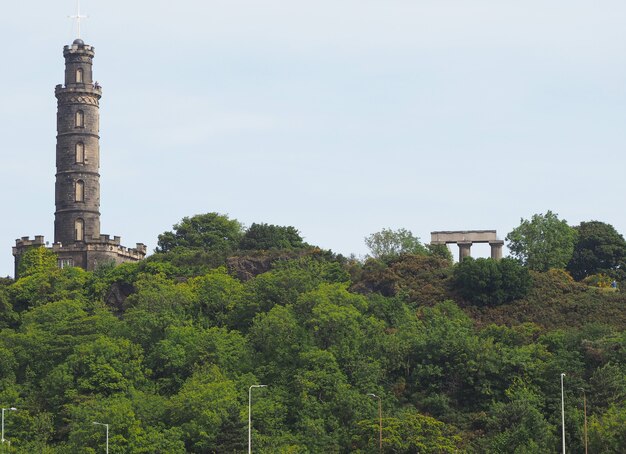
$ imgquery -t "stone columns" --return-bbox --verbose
[458,241,472,261]
[490,240,504,260]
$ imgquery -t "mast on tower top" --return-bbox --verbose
[68,0,89,39]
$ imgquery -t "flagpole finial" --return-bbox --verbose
[68,0,89,39]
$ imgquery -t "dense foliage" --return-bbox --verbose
[567,221,626,281]
[506,211,577,271]
[3,213,626,452]
[452,257,531,306]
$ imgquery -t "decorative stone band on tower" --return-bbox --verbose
[431,230,504,262]
[12,39,146,277]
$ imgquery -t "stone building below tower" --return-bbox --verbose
[13,39,145,277]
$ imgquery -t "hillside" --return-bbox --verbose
[0,215,625,452]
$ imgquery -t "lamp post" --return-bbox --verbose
[1,407,17,444]
[560,373,566,454]
[579,388,588,454]
[248,385,267,454]
[367,393,382,453]
[93,422,109,454]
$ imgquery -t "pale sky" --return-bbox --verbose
[1,1,626,277]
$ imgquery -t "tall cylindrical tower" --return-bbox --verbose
[54,38,102,245]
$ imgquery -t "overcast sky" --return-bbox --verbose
[1,1,626,277]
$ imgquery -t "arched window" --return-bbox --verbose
[76,68,83,83]
[75,218,84,241]
[75,142,85,163]
[75,180,84,202]
[75,110,84,128]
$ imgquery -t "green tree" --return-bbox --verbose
[214,406,247,453]
[148,325,251,395]
[168,364,239,452]
[353,409,460,453]
[156,212,244,253]
[65,395,186,453]
[187,267,245,328]
[121,274,193,350]
[240,223,305,251]
[364,228,428,261]
[506,211,577,271]
[588,404,626,453]
[453,257,531,306]
[567,221,626,281]
[46,335,147,400]
[480,384,556,453]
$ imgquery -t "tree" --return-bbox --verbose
[168,364,239,452]
[567,221,626,281]
[353,409,460,453]
[588,404,626,453]
[453,258,531,306]
[506,211,577,271]
[213,406,247,453]
[480,384,556,453]
[239,223,305,251]
[364,228,428,261]
[156,213,244,253]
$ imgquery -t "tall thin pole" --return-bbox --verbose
[68,0,88,39]
[93,422,109,454]
[367,393,382,453]
[1,408,16,445]
[248,385,267,454]
[378,397,382,453]
[561,373,566,454]
[580,388,588,454]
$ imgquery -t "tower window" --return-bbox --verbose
[76,68,83,83]
[75,180,85,202]
[75,218,84,241]
[75,142,85,163]
[75,110,84,128]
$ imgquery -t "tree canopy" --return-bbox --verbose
[364,228,428,261]
[506,211,577,271]
[156,213,244,253]
[239,223,305,251]
[567,221,626,281]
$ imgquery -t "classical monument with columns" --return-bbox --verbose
[12,38,145,277]
[431,230,504,262]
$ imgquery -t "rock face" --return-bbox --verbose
[227,255,277,281]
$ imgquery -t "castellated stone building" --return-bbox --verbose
[12,39,146,277]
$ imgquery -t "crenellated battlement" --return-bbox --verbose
[50,240,147,260]
[14,235,46,249]
[13,234,147,277]
[63,42,95,58]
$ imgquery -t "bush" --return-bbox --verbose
[453,258,531,306]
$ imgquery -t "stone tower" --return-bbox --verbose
[55,38,102,246]
[12,39,146,277]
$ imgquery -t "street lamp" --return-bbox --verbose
[248,385,267,454]
[579,388,588,454]
[93,421,109,454]
[367,393,382,453]
[1,407,17,444]
[560,373,566,454]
